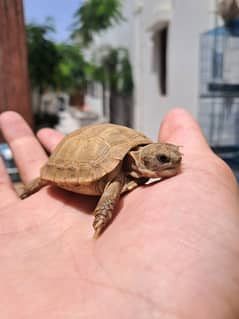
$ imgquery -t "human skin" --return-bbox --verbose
[0,108,239,319]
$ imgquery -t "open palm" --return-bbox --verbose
[0,108,239,319]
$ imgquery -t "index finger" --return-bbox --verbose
[0,111,48,183]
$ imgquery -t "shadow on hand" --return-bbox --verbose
[46,185,98,216]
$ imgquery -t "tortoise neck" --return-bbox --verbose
[123,147,144,178]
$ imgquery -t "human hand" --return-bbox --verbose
[0,108,239,319]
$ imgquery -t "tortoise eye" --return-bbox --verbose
[156,154,170,164]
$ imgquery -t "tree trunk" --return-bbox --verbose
[0,0,32,141]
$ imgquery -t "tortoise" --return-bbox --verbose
[21,123,182,237]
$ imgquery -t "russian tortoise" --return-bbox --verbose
[21,123,182,237]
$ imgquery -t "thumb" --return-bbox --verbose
[159,108,211,156]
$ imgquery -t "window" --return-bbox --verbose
[153,25,168,96]
[212,50,223,79]
[158,26,168,95]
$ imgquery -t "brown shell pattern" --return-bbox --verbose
[40,123,152,184]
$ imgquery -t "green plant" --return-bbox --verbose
[26,18,61,94]
[90,46,134,95]
[54,44,89,94]
[71,0,124,46]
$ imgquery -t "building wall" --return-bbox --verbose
[134,0,216,138]
[87,0,218,139]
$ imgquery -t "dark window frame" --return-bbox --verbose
[158,26,168,96]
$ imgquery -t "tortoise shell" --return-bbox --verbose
[40,124,152,191]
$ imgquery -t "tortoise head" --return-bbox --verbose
[128,143,182,179]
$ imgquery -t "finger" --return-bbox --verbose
[0,111,48,183]
[0,155,19,205]
[37,128,64,153]
[159,108,211,155]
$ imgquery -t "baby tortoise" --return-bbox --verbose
[21,123,182,237]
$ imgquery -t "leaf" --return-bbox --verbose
[70,0,124,46]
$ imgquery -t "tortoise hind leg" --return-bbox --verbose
[93,174,125,238]
[20,177,48,199]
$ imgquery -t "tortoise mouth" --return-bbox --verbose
[136,165,180,179]
[157,166,179,178]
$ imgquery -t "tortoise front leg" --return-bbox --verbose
[93,174,125,238]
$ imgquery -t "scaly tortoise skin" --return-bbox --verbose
[21,123,182,237]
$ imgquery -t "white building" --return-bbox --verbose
[86,0,225,140]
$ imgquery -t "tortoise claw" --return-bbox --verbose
[93,217,107,239]
[93,227,103,239]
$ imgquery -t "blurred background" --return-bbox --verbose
[0,0,239,184]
